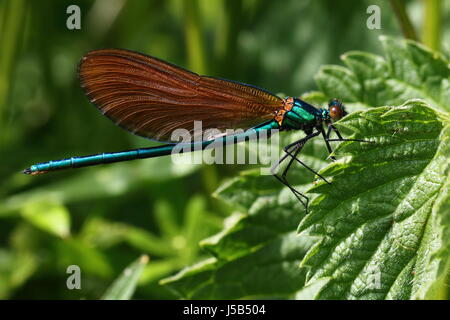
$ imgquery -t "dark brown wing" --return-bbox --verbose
[78,49,282,142]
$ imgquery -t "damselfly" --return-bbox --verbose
[23,49,367,211]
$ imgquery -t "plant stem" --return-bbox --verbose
[0,0,25,140]
[214,0,243,77]
[422,0,442,51]
[389,0,418,41]
[183,0,207,74]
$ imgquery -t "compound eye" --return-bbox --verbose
[329,105,344,120]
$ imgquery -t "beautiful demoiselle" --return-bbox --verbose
[23,49,367,211]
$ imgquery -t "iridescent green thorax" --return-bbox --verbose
[276,97,325,131]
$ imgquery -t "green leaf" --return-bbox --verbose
[413,138,450,300]
[102,255,149,300]
[162,37,450,300]
[299,100,449,299]
[0,249,38,299]
[182,195,208,262]
[162,192,315,299]
[80,217,175,257]
[316,36,450,112]
[56,238,113,279]
[20,200,70,238]
[139,259,181,284]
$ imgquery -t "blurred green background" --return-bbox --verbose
[0,0,448,299]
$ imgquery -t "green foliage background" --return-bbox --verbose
[0,0,449,299]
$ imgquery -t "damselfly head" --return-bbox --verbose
[328,99,347,121]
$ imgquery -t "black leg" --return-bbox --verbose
[326,124,370,143]
[271,131,329,212]
[321,128,336,161]
[284,145,331,184]
[271,146,310,209]
[271,125,372,212]
[326,124,343,140]
[272,131,320,179]
[323,125,372,161]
